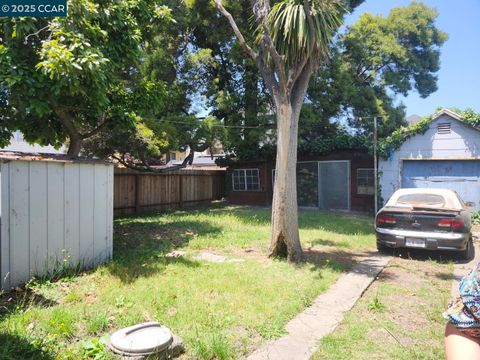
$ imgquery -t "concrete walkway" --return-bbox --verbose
[247,254,390,360]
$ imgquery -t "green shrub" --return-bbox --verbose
[472,211,480,225]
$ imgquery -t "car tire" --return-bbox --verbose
[376,242,389,254]
[461,238,474,261]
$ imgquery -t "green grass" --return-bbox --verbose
[312,257,453,360]
[0,204,375,359]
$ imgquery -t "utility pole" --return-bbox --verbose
[373,116,378,214]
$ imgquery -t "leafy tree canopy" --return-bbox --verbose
[305,1,448,139]
[0,0,223,168]
[185,1,447,161]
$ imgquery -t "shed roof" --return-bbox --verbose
[429,108,480,134]
[0,151,112,165]
[431,108,463,122]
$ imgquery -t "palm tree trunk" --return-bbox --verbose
[268,100,304,262]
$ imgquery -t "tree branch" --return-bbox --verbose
[214,0,258,61]
[214,0,280,95]
[112,141,211,173]
[291,60,313,113]
[258,25,287,88]
[113,154,190,173]
[81,113,108,139]
[286,0,317,91]
[251,0,287,91]
[49,101,82,143]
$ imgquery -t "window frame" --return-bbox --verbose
[232,168,261,191]
[357,168,375,195]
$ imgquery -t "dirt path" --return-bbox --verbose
[247,253,390,360]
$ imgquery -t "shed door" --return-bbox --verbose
[318,161,350,210]
[402,160,480,210]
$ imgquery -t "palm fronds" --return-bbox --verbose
[266,0,345,67]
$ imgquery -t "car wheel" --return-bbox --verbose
[376,242,389,254]
[461,239,474,261]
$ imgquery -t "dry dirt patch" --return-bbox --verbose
[313,256,453,360]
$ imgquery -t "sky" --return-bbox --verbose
[345,0,480,117]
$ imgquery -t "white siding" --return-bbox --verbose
[10,162,29,286]
[65,164,80,267]
[1,163,10,287]
[79,164,95,267]
[379,114,480,204]
[47,162,64,273]
[0,160,113,290]
[29,162,48,277]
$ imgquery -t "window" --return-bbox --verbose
[233,169,260,191]
[169,152,176,160]
[357,168,374,195]
[397,194,445,207]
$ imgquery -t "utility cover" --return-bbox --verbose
[108,322,173,356]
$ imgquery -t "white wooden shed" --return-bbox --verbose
[0,152,114,290]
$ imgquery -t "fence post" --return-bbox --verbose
[135,174,141,214]
[178,174,183,208]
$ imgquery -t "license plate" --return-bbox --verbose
[405,237,425,248]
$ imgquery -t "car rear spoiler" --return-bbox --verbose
[383,205,461,213]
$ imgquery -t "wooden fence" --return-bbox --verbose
[113,168,226,216]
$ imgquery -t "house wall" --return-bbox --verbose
[379,114,480,204]
[226,161,270,206]
[2,131,66,154]
[227,150,374,212]
[0,160,114,290]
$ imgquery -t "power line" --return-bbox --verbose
[158,119,275,129]
[55,105,275,129]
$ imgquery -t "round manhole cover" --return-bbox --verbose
[108,321,173,356]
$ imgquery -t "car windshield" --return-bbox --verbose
[396,194,445,207]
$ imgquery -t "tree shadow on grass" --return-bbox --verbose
[228,208,375,236]
[0,289,58,323]
[109,219,222,283]
[114,218,223,249]
[0,333,53,360]
[385,247,466,264]
[106,255,202,284]
[303,249,398,282]
[307,238,352,248]
[114,201,231,222]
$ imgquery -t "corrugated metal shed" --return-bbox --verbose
[0,152,113,289]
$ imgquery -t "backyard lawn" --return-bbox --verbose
[0,204,375,359]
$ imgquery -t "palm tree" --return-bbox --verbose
[214,0,347,262]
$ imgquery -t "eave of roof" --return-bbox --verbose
[430,108,480,133]
[431,108,462,122]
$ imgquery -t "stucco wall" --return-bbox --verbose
[379,114,480,204]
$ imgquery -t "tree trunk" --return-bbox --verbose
[67,137,82,157]
[268,99,304,262]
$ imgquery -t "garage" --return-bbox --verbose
[402,160,480,210]
[379,109,480,210]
